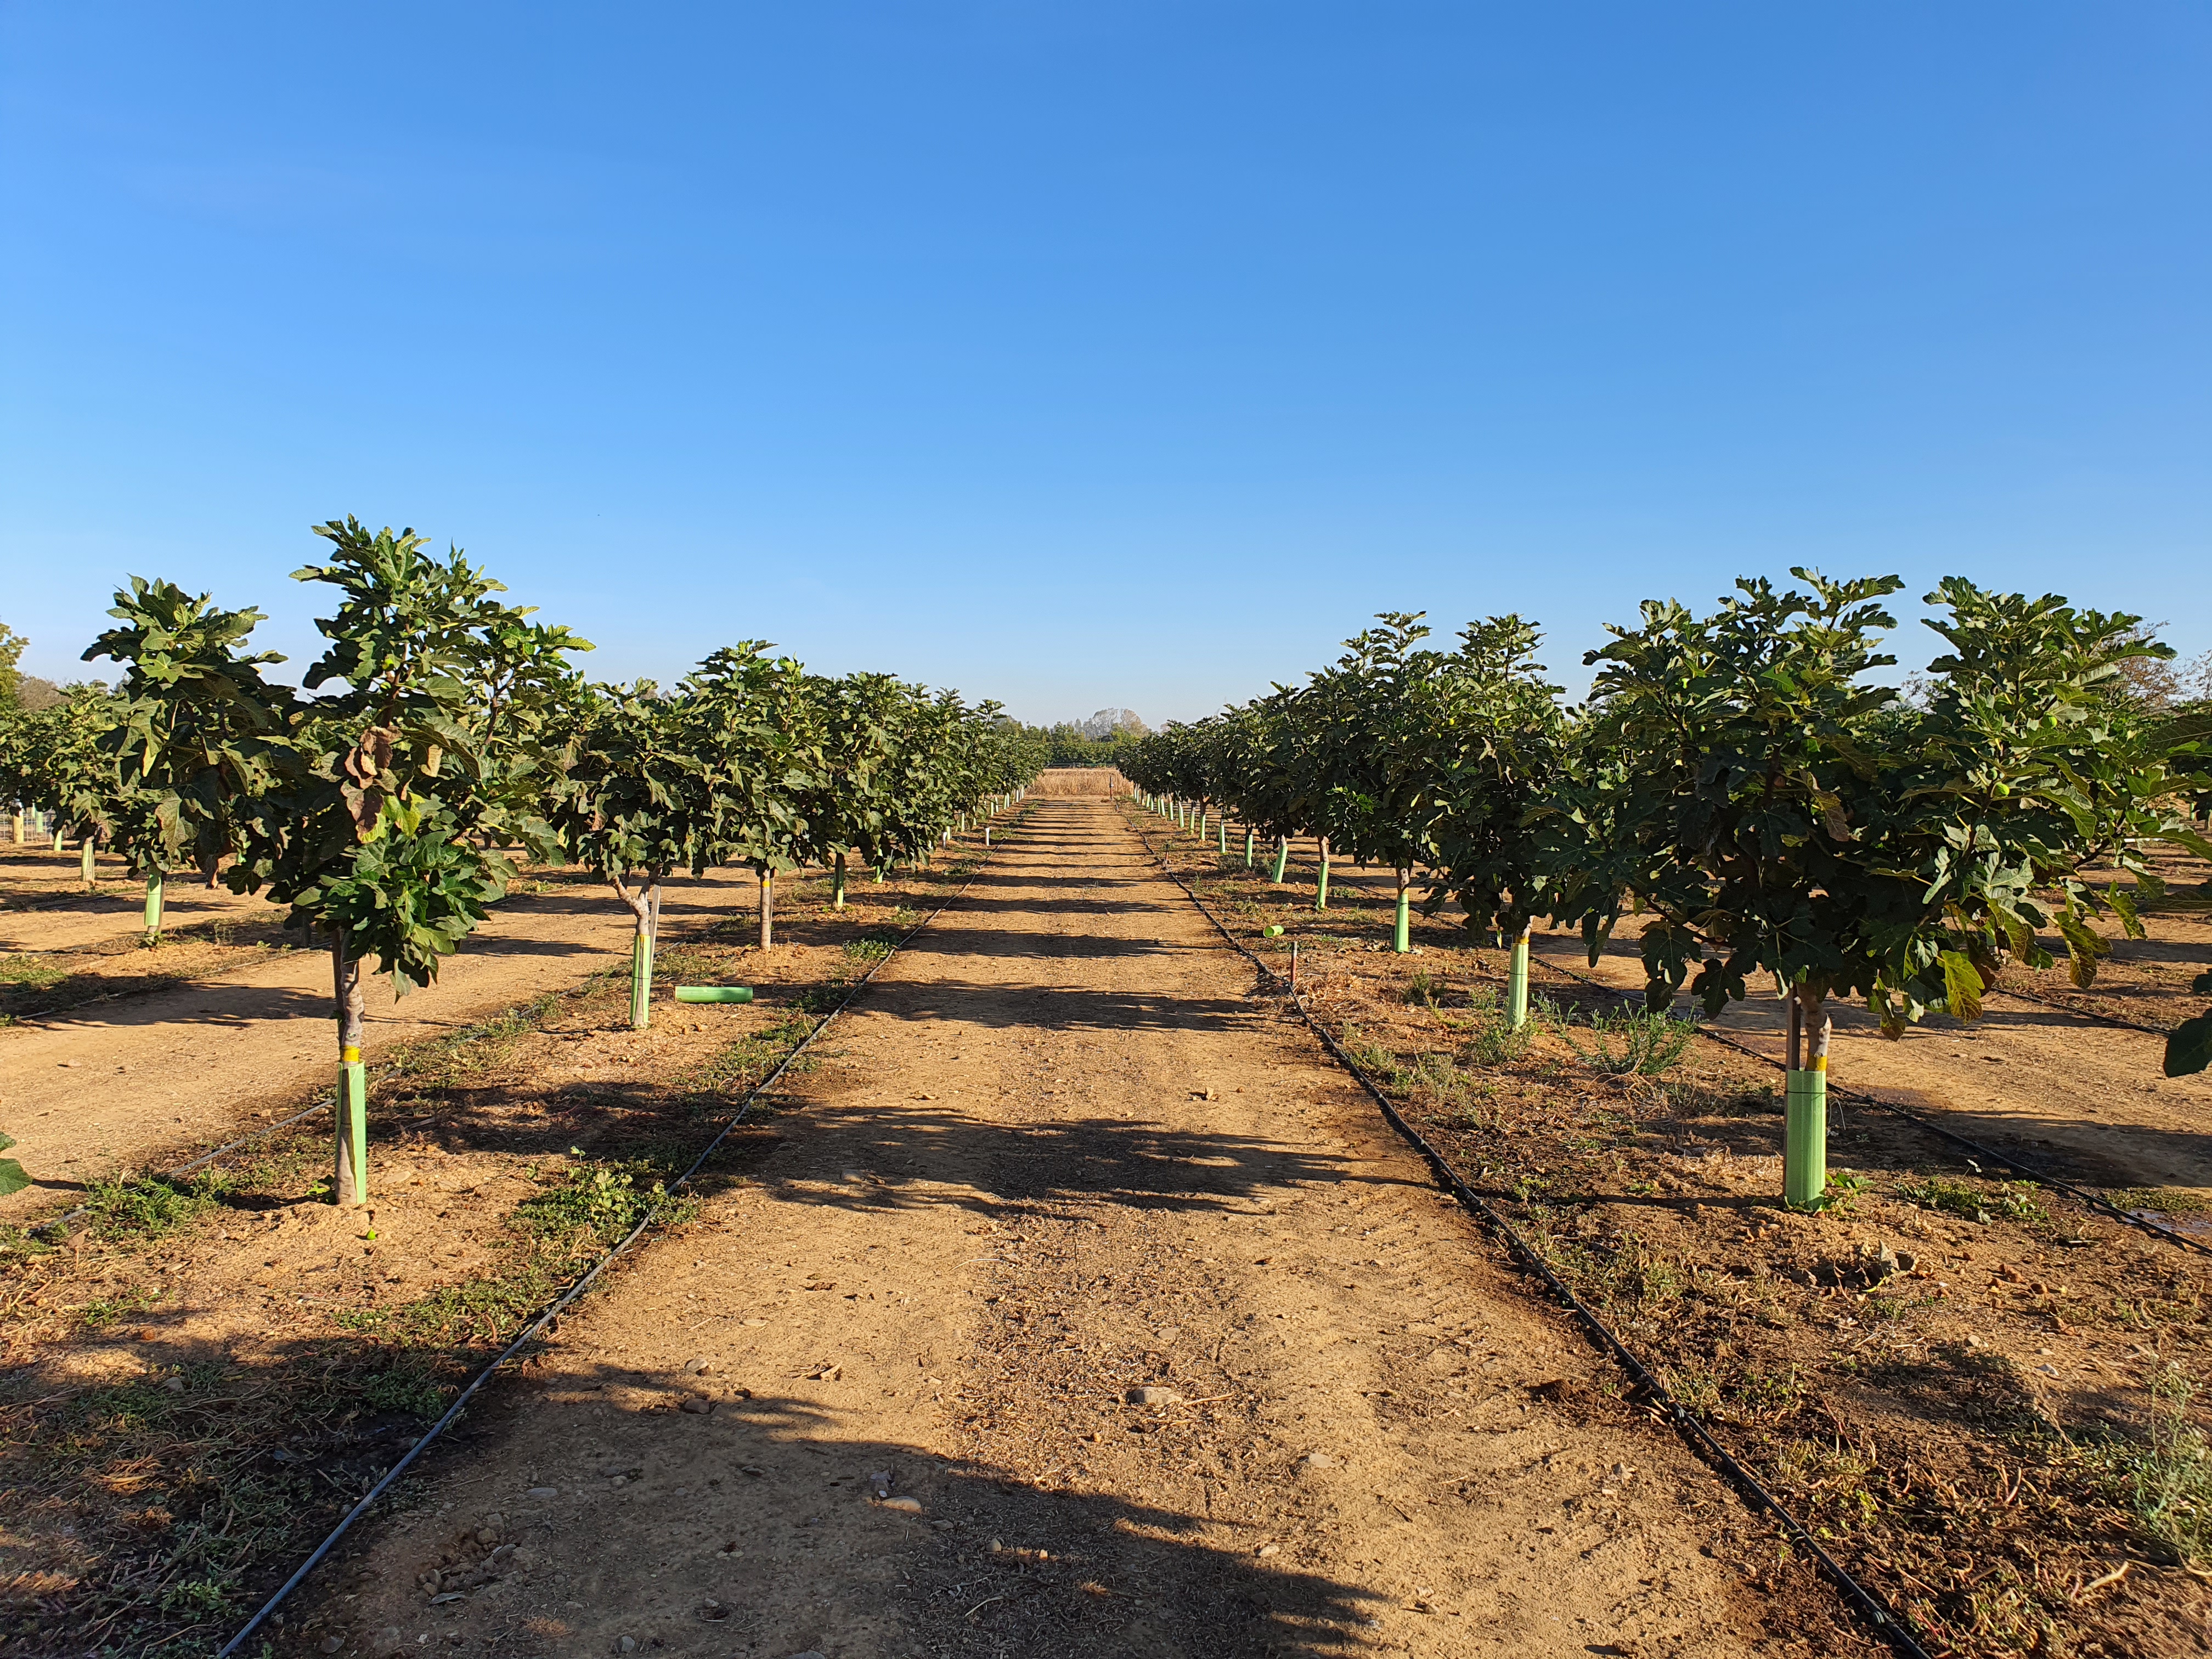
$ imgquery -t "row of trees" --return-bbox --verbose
[1121,573,2212,1209]
[1,519,1043,1204]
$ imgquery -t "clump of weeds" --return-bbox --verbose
[80,1169,234,1240]
[1463,1018,1533,1067]
[2085,1362,2212,1568]
[1896,1174,2049,1226]
[1558,1005,1700,1078]
[515,1155,691,1251]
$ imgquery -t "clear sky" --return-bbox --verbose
[3,3,2207,723]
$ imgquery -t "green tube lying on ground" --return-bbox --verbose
[676,985,755,1003]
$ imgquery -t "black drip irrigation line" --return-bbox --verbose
[215,808,1029,1658]
[1521,951,2212,1261]
[1985,979,2176,1042]
[1126,816,1935,1659]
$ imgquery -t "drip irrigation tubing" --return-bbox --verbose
[215,807,1029,1658]
[1519,951,2212,1261]
[1984,980,2179,1042]
[1128,813,1935,1659]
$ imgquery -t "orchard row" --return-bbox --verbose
[0,518,1044,1204]
[1119,573,2212,1207]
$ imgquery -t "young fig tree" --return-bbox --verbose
[549,681,715,1028]
[1556,570,2212,1210]
[1423,616,1568,1025]
[229,519,584,1206]
[81,578,295,941]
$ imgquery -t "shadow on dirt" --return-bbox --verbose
[712,1097,1384,1219]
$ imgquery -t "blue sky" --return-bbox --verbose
[3,3,2207,723]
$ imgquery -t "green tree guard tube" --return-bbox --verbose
[1218,818,1228,856]
[1506,927,1531,1030]
[1393,871,1411,953]
[676,985,753,1003]
[833,850,847,911]
[81,837,95,887]
[1315,838,1331,910]
[332,928,369,1206]
[1272,836,1290,883]
[629,901,656,1029]
[1245,828,1255,868]
[144,870,165,945]
[337,1049,368,1206]
[1784,992,1830,1209]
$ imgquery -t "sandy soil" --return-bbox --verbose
[311,803,1827,1659]
[1,848,271,956]
[0,868,759,1212]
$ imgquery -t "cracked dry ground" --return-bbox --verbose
[319,802,1840,1658]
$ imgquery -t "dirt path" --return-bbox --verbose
[323,803,1820,1658]
[1,850,269,956]
[0,870,757,1212]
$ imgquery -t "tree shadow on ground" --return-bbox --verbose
[366,1376,1388,1658]
[848,979,1265,1034]
[710,1098,1389,1220]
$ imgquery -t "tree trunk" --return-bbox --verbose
[143,870,165,945]
[1393,870,1411,953]
[1784,986,1830,1209]
[332,929,369,1206]
[199,851,222,890]
[80,834,96,888]
[758,867,774,951]
[833,850,847,911]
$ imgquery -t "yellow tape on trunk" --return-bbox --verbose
[341,1046,361,1064]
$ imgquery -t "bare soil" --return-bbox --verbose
[0,867,766,1212]
[297,800,1819,1659]
[0,848,983,1655]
